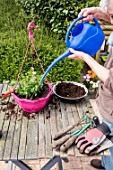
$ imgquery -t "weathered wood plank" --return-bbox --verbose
[56,99,63,132]
[60,101,69,128]
[10,109,22,159]
[57,101,68,158]
[59,101,70,157]
[49,104,58,136]
[25,116,38,159]
[49,97,64,157]
[18,116,28,159]
[44,107,53,159]
[65,103,75,156]
[75,100,84,120]
[0,84,9,131]
[38,110,46,159]
[0,84,12,160]
[84,97,95,116]
[3,98,18,160]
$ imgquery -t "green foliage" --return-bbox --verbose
[15,0,100,35]
[101,55,107,62]
[0,0,86,84]
[10,67,43,98]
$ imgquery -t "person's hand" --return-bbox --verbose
[75,122,111,154]
[78,7,110,23]
[78,7,99,21]
[68,48,90,61]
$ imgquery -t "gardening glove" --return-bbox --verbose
[90,135,113,155]
[75,122,111,154]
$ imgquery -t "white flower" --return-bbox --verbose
[92,82,98,88]
[83,75,87,79]
[16,85,19,88]
[30,77,36,82]
[90,81,93,84]
[32,71,36,75]
[97,80,100,83]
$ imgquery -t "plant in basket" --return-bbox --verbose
[2,22,53,113]
[10,67,44,100]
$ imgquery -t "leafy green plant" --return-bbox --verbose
[10,67,43,99]
[15,0,100,36]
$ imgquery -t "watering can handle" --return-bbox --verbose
[27,22,37,39]
[65,16,101,47]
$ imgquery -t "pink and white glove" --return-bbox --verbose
[75,122,111,154]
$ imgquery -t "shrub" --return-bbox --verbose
[15,0,100,35]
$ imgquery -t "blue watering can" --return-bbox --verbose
[40,16,105,83]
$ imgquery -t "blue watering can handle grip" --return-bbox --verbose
[66,16,100,47]
[93,17,101,27]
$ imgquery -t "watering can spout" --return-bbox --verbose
[40,49,71,84]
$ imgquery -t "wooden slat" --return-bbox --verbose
[74,100,85,157]
[18,116,28,159]
[84,97,95,116]
[44,107,53,158]
[0,84,9,131]
[49,100,59,157]
[65,103,75,156]
[38,110,46,159]
[101,25,113,31]
[56,102,63,132]
[60,101,69,128]
[10,109,23,159]
[0,84,11,160]
[49,103,58,136]
[3,98,18,160]
[25,117,38,159]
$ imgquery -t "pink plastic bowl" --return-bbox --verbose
[11,83,53,113]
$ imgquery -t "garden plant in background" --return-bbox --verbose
[82,70,99,92]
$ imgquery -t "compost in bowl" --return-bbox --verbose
[53,82,88,100]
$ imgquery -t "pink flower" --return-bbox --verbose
[24,83,27,87]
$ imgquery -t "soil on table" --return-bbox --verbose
[55,82,86,98]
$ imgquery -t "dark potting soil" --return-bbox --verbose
[15,84,49,100]
[55,82,86,98]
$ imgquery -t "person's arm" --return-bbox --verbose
[68,48,109,83]
[83,52,109,82]
[79,7,110,23]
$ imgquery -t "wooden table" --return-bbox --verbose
[0,83,95,170]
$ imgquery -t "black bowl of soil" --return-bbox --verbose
[53,81,88,100]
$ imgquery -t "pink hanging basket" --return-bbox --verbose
[11,83,53,113]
